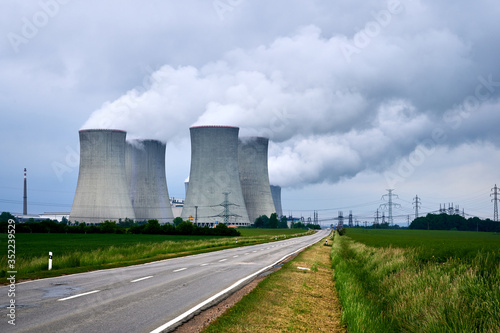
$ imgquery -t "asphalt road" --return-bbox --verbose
[1,229,329,333]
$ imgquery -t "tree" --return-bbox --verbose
[278,216,288,229]
[0,212,16,222]
[176,221,195,235]
[161,223,176,235]
[254,215,270,228]
[101,220,118,234]
[143,219,162,234]
[173,217,183,226]
[268,213,279,228]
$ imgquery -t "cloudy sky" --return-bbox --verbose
[1,0,499,224]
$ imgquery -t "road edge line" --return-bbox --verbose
[150,235,323,333]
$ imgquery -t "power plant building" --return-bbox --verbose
[182,126,250,226]
[238,137,276,224]
[125,139,174,223]
[270,185,283,217]
[70,129,136,224]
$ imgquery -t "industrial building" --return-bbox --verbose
[182,125,251,226]
[238,137,276,224]
[126,139,174,223]
[70,129,136,224]
[270,185,283,217]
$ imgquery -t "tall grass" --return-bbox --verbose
[331,233,500,332]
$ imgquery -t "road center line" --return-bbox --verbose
[219,259,227,262]
[131,276,153,283]
[201,263,209,266]
[233,255,239,258]
[58,290,100,301]
[173,268,187,272]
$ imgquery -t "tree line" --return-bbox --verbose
[252,213,321,229]
[0,212,240,236]
[410,213,500,232]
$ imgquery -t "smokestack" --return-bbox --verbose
[23,168,27,215]
[70,129,135,224]
[182,126,250,226]
[238,137,276,224]
[270,185,283,217]
[125,139,174,223]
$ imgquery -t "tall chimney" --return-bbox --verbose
[23,168,27,215]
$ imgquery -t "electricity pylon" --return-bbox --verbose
[492,184,499,222]
[213,192,241,225]
[412,195,421,219]
[380,189,401,225]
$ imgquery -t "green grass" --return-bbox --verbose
[203,234,345,332]
[0,229,312,281]
[345,228,500,262]
[331,229,500,332]
[5,233,223,259]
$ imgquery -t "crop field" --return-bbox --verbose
[0,228,311,281]
[346,228,500,262]
[331,228,500,332]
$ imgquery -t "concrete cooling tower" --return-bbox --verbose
[238,137,276,224]
[182,126,250,226]
[70,129,135,224]
[126,140,174,224]
[270,185,283,217]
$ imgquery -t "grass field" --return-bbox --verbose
[1,229,312,281]
[331,228,500,332]
[346,228,500,262]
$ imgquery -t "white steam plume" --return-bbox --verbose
[82,24,500,188]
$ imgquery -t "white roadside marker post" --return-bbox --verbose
[48,252,53,270]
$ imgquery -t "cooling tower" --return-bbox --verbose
[238,137,276,224]
[70,129,135,224]
[270,185,283,217]
[184,179,189,198]
[182,126,250,226]
[126,140,174,224]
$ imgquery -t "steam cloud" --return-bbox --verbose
[83,20,500,187]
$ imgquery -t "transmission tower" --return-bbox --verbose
[492,184,499,222]
[348,210,353,227]
[374,209,380,225]
[213,192,241,225]
[338,211,344,228]
[380,189,401,225]
[412,195,421,219]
